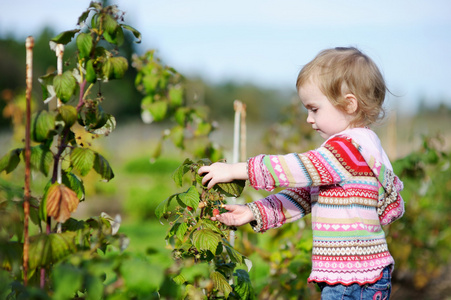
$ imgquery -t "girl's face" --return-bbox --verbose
[298,79,354,139]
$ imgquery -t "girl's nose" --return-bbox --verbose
[306,113,314,124]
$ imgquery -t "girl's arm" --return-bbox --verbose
[248,137,359,191]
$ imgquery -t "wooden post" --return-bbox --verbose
[23,36,34,286]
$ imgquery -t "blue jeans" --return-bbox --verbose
[317,265,392,300]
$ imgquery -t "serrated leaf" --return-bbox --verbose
[172,274,186,285]
[210,271,232,298]
[176,222,188,241]
[110,56,128,79]
[90,114,116,136]
[121,24,142,43]
[216,180,246,198]
[29,145,53,176]
[0,148,22,174]
[224,244,245,264]
[192,229,221,253]
[76,32,93,59]
[51,29,80,45]
[177,186,199,210]
[93,153,114,181]
[155,194,176,220]
[85,59,97,83]
[234,269,255,300]
[54,71,77,103]
[61,171,85,201]
[28,232,77,269]
[57,105,77,128]
[103,14,118,36]
[71,147,95,176]
[38,73,56,103]
[45,183,80,223]
[31,110,56,142]
[77,8,91,25]
[171,159,193,187]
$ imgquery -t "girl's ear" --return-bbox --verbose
[344,94,358,114]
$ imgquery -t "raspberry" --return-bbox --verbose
[187,206,193,211]
[213,208,220,217]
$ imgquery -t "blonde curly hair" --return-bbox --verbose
[296,47,387,127]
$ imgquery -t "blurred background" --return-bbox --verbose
[0,1,450,299]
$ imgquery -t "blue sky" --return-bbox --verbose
[1,0,450,115]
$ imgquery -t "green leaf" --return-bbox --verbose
[210,271,233,298]
[177,186,200,210]
[174,107,188,126]
[57,105,78,128]
[29,145,53,176]
[110,56,128,79]
[53,71,77,103]
[0,148,22,174]
[225,244,245,264]
[170,125,184,149]
[147,101,168,122]
[172,274,186,285]
[176,222,188,242]
[76,32,93,59]
[28,232,77,269]
[171,158,193,187]
[121,24,142,43]
[71,147,95,176]
[234,269,255,300]
[155,194,176,220]
[169,85,183,107]
[52,264,84,300]
[77,8,91,25]
[51,29,80,45]
[93,153,115,181]
[192,229,221,253]
[85,59,97,83]
[216,180,246,198]
[103,14,118,36]
[38,73,56,102]
[195,121,212,136]
[120,256,164,294]
[61,171,85,201]
[31,110,56,142]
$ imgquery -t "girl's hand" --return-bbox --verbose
[198,162,247,190]
[211,204,255,227]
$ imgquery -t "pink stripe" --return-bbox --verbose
[336,141,367,167]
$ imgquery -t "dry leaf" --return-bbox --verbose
[46,183,79,223]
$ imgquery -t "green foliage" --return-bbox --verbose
[389,136,451,290]
[0,2,144,299]
[133,51,223,161]
[157,158,253,298]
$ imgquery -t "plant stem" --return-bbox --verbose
[23,35,34,287]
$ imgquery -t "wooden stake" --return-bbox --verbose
[23,35,34,286]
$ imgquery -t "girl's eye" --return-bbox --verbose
[310,108,318,113]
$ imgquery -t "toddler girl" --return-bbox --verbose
[198,47,404,299]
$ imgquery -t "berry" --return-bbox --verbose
[213,208,220,217]
[187,206,193,211]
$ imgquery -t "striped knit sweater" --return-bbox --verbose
[246,128,404,285]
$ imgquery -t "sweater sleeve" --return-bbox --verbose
[247,137,357,191]
[247,187,311,232]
